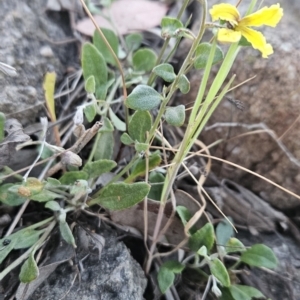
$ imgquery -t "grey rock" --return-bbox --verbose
[0,0,76,125]
[28,230,147,300]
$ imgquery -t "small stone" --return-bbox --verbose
[40,45,54,57]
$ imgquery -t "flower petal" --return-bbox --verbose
[210,4,240,24]
[239,4,283,27]
[238,26,273,58]
[217,28,241,43]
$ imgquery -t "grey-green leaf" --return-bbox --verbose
[229,284,266,300]
[94,131,114,160]
[153,63,176,82]
[84,103,97,122]
[158,267,175,294]
[19,252,39,283]
[240,244,277,269]
[59,221,76,247]
[177,75,190,94]
[93,28,119,66]
[127,151,161,183]
[165,105,185,127]
[176,205,191,226]
[84,75,96,94]
[83,159,117,179]
[89,182,150,210]
[161,261,185,274]
[189,223,215,252]
[60,171,89,185]
[30,189,65,202]
[45,200,61,211]
[126,85,162,111]
[128,110,152,142]
[120,132,134,145]
[216,218,234,246]
[125,33,143,52]
[82,42,108,100]
[210,258,231,287]
[225,238,246,254]
[132,48,157,72]
[0,183,27,206]
[194,43,224,69]
[161,17,183,38]
[109,108,126,131]
[148,171,165,200]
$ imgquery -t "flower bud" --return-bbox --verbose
[61,151,82,167]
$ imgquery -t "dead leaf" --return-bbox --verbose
[111,198,186,245]
[0,119,31,168]
[76,0,169,36]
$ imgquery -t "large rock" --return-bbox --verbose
[181,0,300,209]
[0,0,77,125]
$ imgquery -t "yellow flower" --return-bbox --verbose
[209,3,283,58]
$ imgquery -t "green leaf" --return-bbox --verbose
[238,36,252,47]
[19,251,39,283]
[240,244,277,269]
[225,238,246,254]
[84,103,97,122]
[99,116,114,132]
[128,110,152,142]
[109,108,126,131]
[165,105,185,127]
[158,267,175,294]
[30,189,64,202]
[94,131,114,160]
[93,28,119,66]
[0,228,43,264]
[0,112,5,142]
[126,85,162,111]
[0,238,16,264]
[45,178,61,188]
[229,285,265,300]
[89,182,150,210]
[210,258,231,287]
[84,75,96,94]
[176,205,191,226]
[69,180,89,196]
[125,33,143,52]
[14,229,44,250]
[0,183,27,206]
[132,48,157,72]
[216,218,234,246]
[134,142,149,152]
[162,261,185,274]
[45,200,61,211]
[83,159,117,179]
[126,151,161,183]
[152,63,176,82]
[82,42,108,100]
[59,221,76,247]
[161,17,183,38]
[148,171,165,200]
[59,171,89,185]
[189,223,215,252]
[194,43,224,69]
[177,75,190,94]
[120,132,134,145]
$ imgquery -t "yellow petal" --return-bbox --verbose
[239,4,283,27]
[238,26,273,58]
[209,4,240,24]
[217,28,241,43]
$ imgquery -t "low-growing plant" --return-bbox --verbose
[0,0,289,298]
